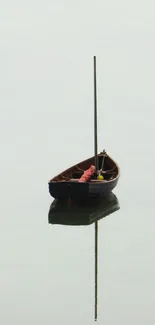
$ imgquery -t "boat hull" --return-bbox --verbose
[49,176,118,200]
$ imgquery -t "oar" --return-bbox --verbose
[100,150,106,173]
[101,155,105,172]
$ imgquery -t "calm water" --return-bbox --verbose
[1,1,155,324]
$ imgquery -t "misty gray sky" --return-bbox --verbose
[0,1,155,324]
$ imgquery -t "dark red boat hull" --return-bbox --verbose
[49,174,119,200]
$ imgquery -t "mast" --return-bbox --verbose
[95,221,98,321]
[94,56,98,320]
[93,56,98,171]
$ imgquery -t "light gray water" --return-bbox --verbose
[1,1,155,324]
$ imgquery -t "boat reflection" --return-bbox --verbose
[48,192,120,226]
[48,192,120,322]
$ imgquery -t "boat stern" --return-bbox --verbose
[49,181,90,200]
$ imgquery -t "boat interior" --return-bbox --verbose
[51,154,118,183]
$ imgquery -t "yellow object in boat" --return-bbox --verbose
[97,174,104,180]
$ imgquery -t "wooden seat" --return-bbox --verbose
[69,178,107,183]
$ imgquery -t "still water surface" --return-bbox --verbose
[1,1,155,323]
[1,111,155,325]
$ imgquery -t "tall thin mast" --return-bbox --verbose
[94,57,98,320]
[93,56,98,171]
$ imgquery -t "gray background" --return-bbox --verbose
[0,0,155,324]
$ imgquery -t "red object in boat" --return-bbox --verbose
[79,165,95,182]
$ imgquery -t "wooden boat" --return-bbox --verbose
[48,57,120,200]
[48,150,120,200]
[48,191,120,226]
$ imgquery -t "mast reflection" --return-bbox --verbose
[48,192,120,321]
